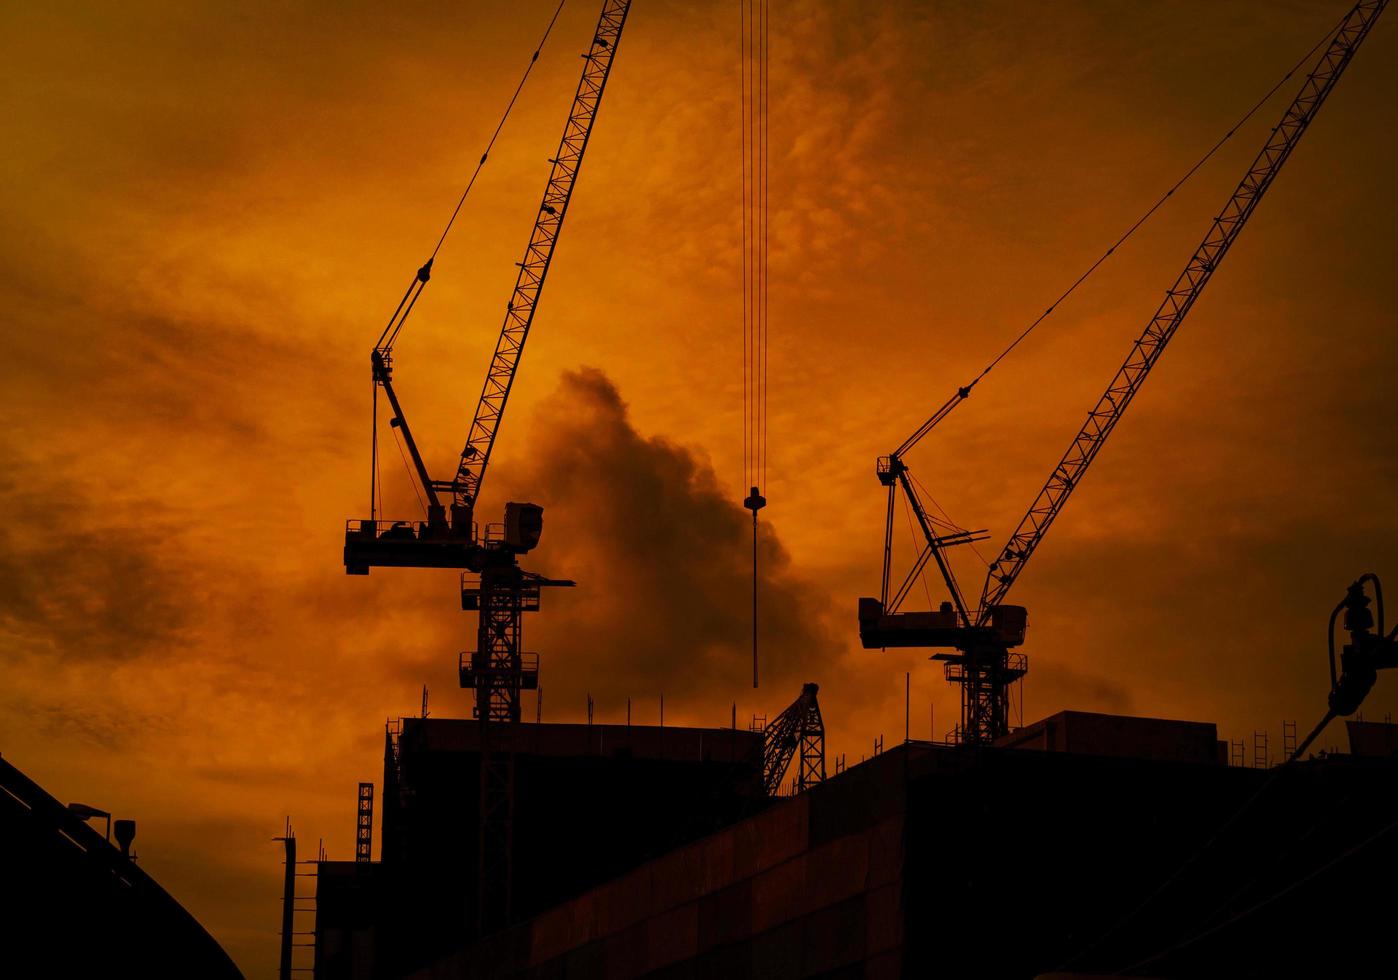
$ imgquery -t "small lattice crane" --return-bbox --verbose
[763,683,826,796]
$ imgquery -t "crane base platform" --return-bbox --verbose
[344,520,482,575]
[857,598,1027,649]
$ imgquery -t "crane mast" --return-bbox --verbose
[861,0,1387,745]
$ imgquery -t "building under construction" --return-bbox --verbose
[314,718,766,977]
[309,709,1398,978]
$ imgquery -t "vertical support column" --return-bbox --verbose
[796,683,825,793]
[475,559,524,935]
[276,825,296,980]
[945,645,1026,744]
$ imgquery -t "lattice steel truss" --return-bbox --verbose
[763,683,826,795]
[355,783,374,863]
[454,0,632,519]
[977,0,1388,619]
[458,0,626,935]
[464,559,529,933]
[941,650,1028,745]
[865,0,1387,746]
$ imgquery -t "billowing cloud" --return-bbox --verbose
[502,367,843,706]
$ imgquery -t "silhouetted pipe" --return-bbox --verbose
[278,833,295,980]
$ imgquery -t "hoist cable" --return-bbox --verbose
[431,0,568,261]
[373,0,569,357]
[899,488,937,612]
[897,8,1348,460]
[741,0,770,494]
[392,425,428,516]
[740,0,771,687]
[759,0,769,491]
[740,0,751,493]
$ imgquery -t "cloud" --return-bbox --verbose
[0,445,193,665]
[502,367,843,705]
[1028,662,1134,717]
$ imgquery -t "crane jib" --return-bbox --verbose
[454,0,633,520]
[975,0,1387,623]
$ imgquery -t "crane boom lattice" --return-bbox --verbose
[762,683,826,796]
[861,0,1388,745]
[454,0,631,520]
[978,0,1387,620]
[343,0,630,940]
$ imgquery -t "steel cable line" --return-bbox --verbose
[896,7,1350,459]
[741,0,771,687]
[432,0,568,261]
[374,0,569,355]
[367,1,569,519]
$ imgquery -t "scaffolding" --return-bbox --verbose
[355,783,374,863]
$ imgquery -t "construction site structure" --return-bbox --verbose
[316,716,766,977]
[762,682,826,795]
[860,0,1388,744]
[314,707,1398,979]
[341,0,632,935]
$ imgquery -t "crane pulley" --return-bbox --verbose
[860,0,1388,745]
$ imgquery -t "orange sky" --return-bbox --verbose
[3,1,1396,974]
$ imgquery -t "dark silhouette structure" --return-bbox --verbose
[761,683,826,796]
[305,572,1398,978]
[0,752,241,978]
[399,716,1398,979]
[315,718,765,978]
[859,0,1387,744]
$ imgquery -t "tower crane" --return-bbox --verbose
[341,0,632,934]
[859,0,1387,744]
[345,0,630,577]
[762,683,826,796]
